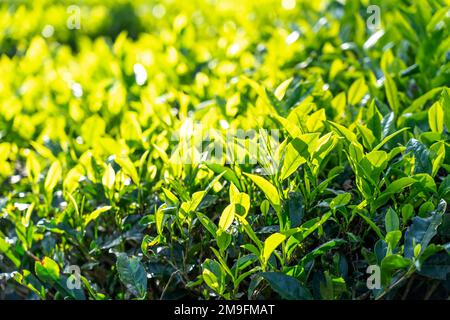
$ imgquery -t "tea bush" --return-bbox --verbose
[0,0,449,300]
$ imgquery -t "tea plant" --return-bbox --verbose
[0,0,449,300]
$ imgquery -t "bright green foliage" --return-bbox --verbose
[0,0,450,300]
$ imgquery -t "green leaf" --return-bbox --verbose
[401,204,415,224]
[280,138,308,180]
[300,239,346,266]
[196,212,217,237]
[102,164,115,191]
[218,203,235,231]
[0,236,20,267]
[35,257,60,283]
[358,210,384,239]
[381,254,412,286]
[229,184,250,217]
[262,233,286,266]
[115,154,140,185]
[270,113,303,138]
[84,206,111,228]
[202,259,225,294]
[331,92,346,117]
[44,161,62,194]
[385,208,399,233]
[155,205,165,236]
[120,111,143,141]
[328,121,357,142]
[260,272,312,300]
[366,150,388,169]
[14,270,46,299]
[426,7,449,33]
[216,229,232,252]
[210,247,234,279]
[207,164,241,190]
[348,78,368,105]
[442,89,450,130]
[244,173,280,209]
[430,141,445,177]
[188,190,206,210]
[235,215,263,251]
[162,187,179,205]
[384,74,400,114]
[294,212,331,237]
[286,191,304,228]
[260,200,270,216]
[116,253,147,299]
[385,231,402,251]
[357,124,376,150]
[366,100,382,141]
[372,127,409,151]
[404,200,446,259]
[428,101,444,133]
[274,77,293,100]
[181,191,206,214]
[373,177,417,210]
[386,178,417,194]
[330,193,351,210]
[402,87,445,115]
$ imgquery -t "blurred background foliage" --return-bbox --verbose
[0,0,449,300]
